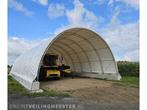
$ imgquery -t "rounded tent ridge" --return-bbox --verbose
[10,28,121,90]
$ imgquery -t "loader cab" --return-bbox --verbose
[38,54,72,81]
[39,54,60,80]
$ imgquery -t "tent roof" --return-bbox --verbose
[11,28,121,90]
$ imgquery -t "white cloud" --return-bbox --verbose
[48,4,65,19]
[8,0,33,16]
[96,4,139,61]
[47,0,103,28]
[66,0,102,28]
[92,0,139,9]
[32,0,48,6]
[8,37,30,65]
[100,21,139,61]
[109,6,121,25]
[124,50,139,61]
[53,0,103,34]
[8,37,48,65]
[117,0,139,9]
[108,0,114,6]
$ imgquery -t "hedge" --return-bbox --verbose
[117,61,139,77]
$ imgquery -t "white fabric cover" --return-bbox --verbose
[10,28,121,90]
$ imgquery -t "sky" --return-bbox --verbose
[8,0,139,65]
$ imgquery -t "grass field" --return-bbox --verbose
[8,76,27,94]
[118,76,139,87]
[8,76,70,97]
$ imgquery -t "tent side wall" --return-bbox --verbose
[10,40,50,90]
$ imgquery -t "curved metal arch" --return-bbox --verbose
[50,46,74,68]
[56,35,95,48]
[54,40,84,71]
[51,44,77,71]
[57,38,93,72]
[64,32,104,73]
[78,29,119,73]
[63,28,117,68]
[48,47,69,66]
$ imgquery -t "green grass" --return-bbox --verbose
[118,76,139,87]
[26,90,70,97]
[8,76,28,94]
[8,76,70,97]
[96,76,139,87]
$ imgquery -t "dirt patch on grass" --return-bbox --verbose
[71,85,138,103]
[40,77,139,104]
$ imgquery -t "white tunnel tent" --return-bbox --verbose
[10,28,121,90]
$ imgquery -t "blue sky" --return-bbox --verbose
[8,0,139,64]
